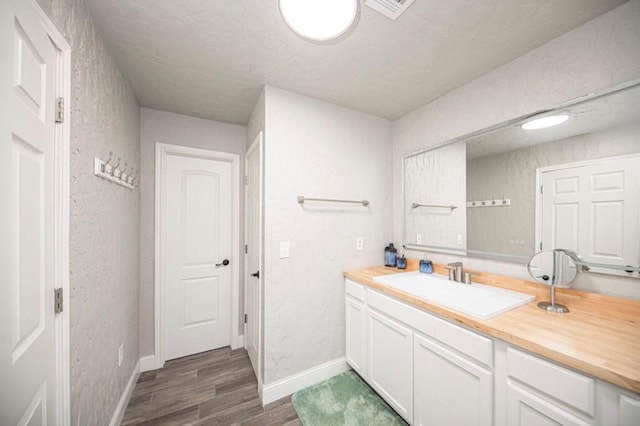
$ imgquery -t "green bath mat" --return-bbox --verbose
[291,371,408,426]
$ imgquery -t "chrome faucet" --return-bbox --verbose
[445,262,464,283]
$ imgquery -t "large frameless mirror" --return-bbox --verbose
[403,80,640,278]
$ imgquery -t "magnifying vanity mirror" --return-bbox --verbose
[403,80,640,278]
[528,249,586,313]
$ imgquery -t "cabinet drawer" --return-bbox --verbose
[345,279,365,302]
[367,289,493,368]
[507,347,595,417]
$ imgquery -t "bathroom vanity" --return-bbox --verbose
[343,265,640,426]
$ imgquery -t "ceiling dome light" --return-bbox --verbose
[521,114,570,130]
[279,0,358,42]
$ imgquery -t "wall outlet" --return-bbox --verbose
[280,241,290,259]
[118,344,124,367]
[457,234,463,246]
[416,234,422,244]
[356,236,364,251]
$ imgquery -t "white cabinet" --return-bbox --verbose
[506,381,592,426]
[367,308,414,422]
[619,394,640,426]
[414,333,493,426]
[345,279,640,426]
[345,296,367,378]
[503,347,595,426]
[594,379,640,426]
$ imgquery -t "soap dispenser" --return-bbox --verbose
[419,255,433,274]
[396,253,407,269]
[384,243,397,267]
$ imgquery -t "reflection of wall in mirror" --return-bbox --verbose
[466,121,640,257]
[405,141,466,249]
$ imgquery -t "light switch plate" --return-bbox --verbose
[280,242,290,259]
[356,237,364,251]
[416,234,422,244]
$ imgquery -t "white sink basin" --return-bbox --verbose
[373,271,534,320]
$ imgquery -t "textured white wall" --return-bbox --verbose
[139,108,246,357]
[393,1,640,299]
[467,122,640,256]
[263,86,392,383]
[247,88,265,147]
[36,0,141,424]
[404,141,467,249]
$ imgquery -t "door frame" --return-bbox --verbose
[154,143,241,368]
[32,1,71,424]
[534,152,640,254]
[244,132,264,394]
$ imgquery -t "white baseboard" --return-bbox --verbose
[139,355,156,373]
[232,334,245,350]
[109,360,140,426]
[261,357,350,406]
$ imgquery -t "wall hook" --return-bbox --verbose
[111,157,121,176]
[101,151,113,173]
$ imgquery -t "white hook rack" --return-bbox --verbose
[93,156,136,190]
[466,198,511,208]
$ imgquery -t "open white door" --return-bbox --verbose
[0,0,68,423]
[245,132,263,387]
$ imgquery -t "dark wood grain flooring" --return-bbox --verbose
[122,347,300,426]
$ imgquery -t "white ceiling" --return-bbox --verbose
[85,0,627,125]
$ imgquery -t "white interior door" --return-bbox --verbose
[539,156,640,274]
[0,0,59,423]
[164,153,232,360]
[245,133,262,382]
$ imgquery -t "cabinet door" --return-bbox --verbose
[414,333,493,426]
[368,309,413,422]
[507,381,592,426]
[345,296,367,378]
[619,394,640,426]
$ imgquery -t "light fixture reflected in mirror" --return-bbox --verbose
[521,114,569,130]
[279,0,359,42]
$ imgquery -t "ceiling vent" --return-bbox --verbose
[364,0,416,20]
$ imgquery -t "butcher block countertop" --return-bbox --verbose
[344,262,640,394]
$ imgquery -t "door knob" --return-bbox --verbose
[215,259,230,267]
[251,271,260,278]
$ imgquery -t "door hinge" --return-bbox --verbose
[539,242,543,250]
[244,175,248,185]
[54,288,63,314]
[540,185,543,194]
[244,314,247,324]
[55,97,64,123]
[245,244,248,254]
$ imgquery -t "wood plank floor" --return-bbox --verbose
[122,347,300,426]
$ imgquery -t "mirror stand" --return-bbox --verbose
[537,286,569,313]
[528,249,583,314]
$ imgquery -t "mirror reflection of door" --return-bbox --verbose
[538,155,640,276]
